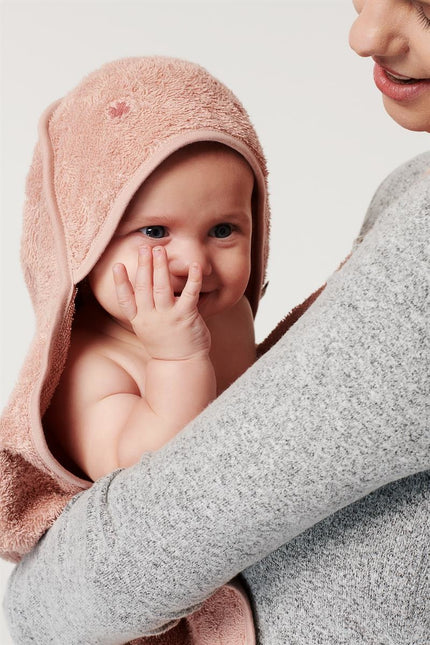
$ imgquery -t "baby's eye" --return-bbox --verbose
[139,225,167,239]
[209,223,234,238]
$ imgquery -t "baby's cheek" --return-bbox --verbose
[113,237,144,274]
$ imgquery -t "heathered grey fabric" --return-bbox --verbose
[243,471,429,644]
[3,152,430,643]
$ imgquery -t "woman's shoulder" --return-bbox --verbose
[353,151,430,247]
[375,150,430,196]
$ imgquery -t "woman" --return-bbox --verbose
[3,2,428,643]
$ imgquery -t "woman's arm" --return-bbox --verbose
[4,155,429,644]
[242,471,429,644]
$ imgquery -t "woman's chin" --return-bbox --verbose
[382,95,430,133]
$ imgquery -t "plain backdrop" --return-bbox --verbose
[0,1,428,642]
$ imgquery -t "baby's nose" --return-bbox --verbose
[168,243,212,277]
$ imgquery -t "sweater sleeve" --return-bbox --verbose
[3,154,430,644]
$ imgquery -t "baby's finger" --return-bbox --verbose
[176,263,202,312]
[134,245,154,312]
[113,264,137,321]
[152,247,174,310]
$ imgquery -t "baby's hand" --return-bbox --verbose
[112,245,211,361]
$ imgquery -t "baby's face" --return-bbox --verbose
[88,143,255,323]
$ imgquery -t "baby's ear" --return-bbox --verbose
[260,281,269,299]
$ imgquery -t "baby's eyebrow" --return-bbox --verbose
[116,214,170,232]
[215,210,252,222]
[131,213,170,224]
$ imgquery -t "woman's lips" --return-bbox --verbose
[373,63,430,102]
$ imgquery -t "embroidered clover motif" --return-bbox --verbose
[108,100,131,119]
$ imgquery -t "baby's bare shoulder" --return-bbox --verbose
[44,327,139,441]
[61,327,140,403]
[43,327,141,479]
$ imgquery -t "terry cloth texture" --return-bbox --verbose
[3,151,429,644]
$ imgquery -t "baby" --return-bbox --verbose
[0,57,270,565]
[43,142,258,481]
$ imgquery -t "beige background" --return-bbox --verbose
[1,1,428,642]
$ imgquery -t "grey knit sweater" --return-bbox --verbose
[3,153,430,643]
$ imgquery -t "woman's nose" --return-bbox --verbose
[167,241,213,278]
[349,1,409,59]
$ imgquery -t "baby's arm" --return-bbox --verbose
[64,245,216,481]
[112,245,216,473]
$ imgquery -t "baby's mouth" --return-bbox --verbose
[174,292,210,299]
